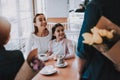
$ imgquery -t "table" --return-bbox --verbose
[32,58,79,80]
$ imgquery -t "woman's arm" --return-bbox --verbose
[47,40,57,60]
[25,34,33,59]
[46,41,53,55]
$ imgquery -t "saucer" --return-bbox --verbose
[39,65,57,75]
[55,62,68,68]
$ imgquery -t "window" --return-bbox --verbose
[0,0,33,51]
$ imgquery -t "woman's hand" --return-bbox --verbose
[48,54,58,60]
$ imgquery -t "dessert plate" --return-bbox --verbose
[39,65,57,75]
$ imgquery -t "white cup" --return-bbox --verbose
[56,55,65,65]
[39,54,48,61]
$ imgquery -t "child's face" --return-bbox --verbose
[54,26,65,41]
[35,15,47,28]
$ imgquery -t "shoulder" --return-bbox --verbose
[49,39,55,44]
[48,40,55,47]
[10,50,25,61]
[64,38,72,42]
[7,50,22,54]
[49,40,53,43]
[28,33,35,39]
[63,38,72,44]
[4,50,24,58]
[87,0,102,10]
[29,33,41,40]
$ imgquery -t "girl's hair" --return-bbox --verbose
[33,13,45,34]
[51,23,65,40]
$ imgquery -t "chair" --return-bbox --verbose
[15,48,38,80]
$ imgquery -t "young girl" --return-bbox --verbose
[47,23,75,60]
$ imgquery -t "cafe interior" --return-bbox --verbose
[0,0,90,80]
[0,0,87,52]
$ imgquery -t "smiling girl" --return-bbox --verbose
[47,23,75,60]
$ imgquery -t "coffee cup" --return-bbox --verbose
[39,54,48,61]
[56,55,65,65]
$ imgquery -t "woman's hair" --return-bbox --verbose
[0,16,11,47]
[51,23,65,40]
[33,13,46,34]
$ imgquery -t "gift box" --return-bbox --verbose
[94,16,120,65]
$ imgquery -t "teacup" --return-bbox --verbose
[56,55,65,65]
[39,54,48,61]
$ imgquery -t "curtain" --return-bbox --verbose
[0,0,33,52]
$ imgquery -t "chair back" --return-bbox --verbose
[15,49,38,80]
[27,48,38,64]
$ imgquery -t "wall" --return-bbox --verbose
[45,0,68,18]
[69,0,85,11]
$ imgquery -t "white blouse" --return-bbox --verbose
[48,38,75,59]
[52,39,65,55]
[25,32,52,57]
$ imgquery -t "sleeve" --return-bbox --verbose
[47,40,53,53]
[0,50,25,79]
[76,3,102,59]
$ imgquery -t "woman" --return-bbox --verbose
[0,16,24,79]
[26,13,52,58]
[76,0,120,80]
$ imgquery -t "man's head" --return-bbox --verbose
[0,16,11,47]
[79,4,84,9]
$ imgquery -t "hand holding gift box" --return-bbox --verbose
[82,16,120,71]
[82,27,115,45]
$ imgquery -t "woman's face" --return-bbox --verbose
[54,26,65,41]
[35,15,47,28]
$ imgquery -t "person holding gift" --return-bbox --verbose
[76,0,120,80]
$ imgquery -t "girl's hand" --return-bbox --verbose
[53,55,57,61]
[53,54,59,61]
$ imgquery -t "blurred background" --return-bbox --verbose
[0,0,90,54]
